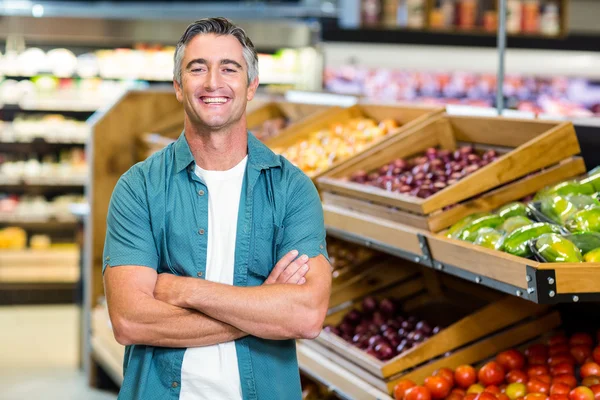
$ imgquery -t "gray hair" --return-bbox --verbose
[173,17,259,86]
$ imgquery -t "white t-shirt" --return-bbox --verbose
[180,156,247,400]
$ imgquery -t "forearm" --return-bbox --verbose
[182,280,326,340]
[110,293,246,348]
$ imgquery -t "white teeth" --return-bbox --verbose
[202,97,228,104]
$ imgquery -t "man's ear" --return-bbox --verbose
[246,77,259,101]
[174,79,183,103]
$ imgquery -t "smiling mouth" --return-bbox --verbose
[201,97,230,104]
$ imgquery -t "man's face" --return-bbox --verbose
[174,33,259,131]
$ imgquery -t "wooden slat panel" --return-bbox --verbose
[246,102,286,129]
[393,311,561,391]
[0,266,79,283]
[450,115,560,147]
[0,249,79,267]
[322,192,429,229]
[428,235,532,289]
[549,265,600,294]
[427,157,586,232]
[381,297,547,378]
[324,204,424,255]
[330,259,420,309]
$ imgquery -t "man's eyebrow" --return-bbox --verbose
[220,59,243,69]
[186,58,207,69]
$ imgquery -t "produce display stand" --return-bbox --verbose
[84,88,600,400]
[318,114,582,231]
[246,101,334,138]
[264,103,445,180]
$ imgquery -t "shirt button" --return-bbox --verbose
[320,244,324,249]
[198,190,205,196]
[105,256,110,261]
[198,229,205,235]
[171,381,179,388]
[197,271,203,277]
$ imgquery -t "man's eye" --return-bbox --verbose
[224,68,236,73]
[191,68,204,73]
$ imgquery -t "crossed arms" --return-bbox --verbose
[104,251,331,347]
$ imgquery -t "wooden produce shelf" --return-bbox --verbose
[325,202,600,304]
[318,114,580,230]
[297,341,393,400]
[265,103,444,181]
[0,249,79,283]
[429,234,600,304]
[315,261,553,396]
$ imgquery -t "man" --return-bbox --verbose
[102,17,331,400]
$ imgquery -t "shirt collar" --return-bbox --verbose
[174,130,281,173]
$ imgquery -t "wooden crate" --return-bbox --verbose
[264,103,444,180]
[317,114,580,216]
[247,101,333,141]
[322,157,586,232]
[317,270,550,386]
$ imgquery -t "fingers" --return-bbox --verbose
[277,254,308,284]
[286,263,310,284]
[297,277,306,285]
[265,250,298,284]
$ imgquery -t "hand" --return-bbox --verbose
[264,250,310,285]
[154,273,189,307]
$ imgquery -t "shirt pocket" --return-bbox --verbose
[250,223,284,281]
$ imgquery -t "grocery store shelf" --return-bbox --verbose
[0,182,85,195]
[324,203,600,304]
[91,335,124,387]
[0,139,85,153]
[0,218,78,230]
[297,340,393,400]
[0,248,80,283]
[322,24,600,52]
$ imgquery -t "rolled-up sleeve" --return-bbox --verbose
[102,170,158,273]
[277,172,329,262]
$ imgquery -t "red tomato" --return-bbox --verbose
[528,378,551,395]
[527,345,550,359]
[498,350,527,372]
[582,377,600,388]
[538,376,553,385]
[551,384,572,395]
[549,335,569,347]
[551,363,575,377]
[549,355,577,367]
[479,362,506,387]
[553,375,578,389]
[530,356,549,366]
[446,394,464,400]
[395,379,417,400]
[593,348,600,365]
[550,345,572,357]
[569,386,595,400]
[525,394,549,400]
[507,370,529,384]
[435,368,456,387]
[589,385,600,400]
[550,395,570,400]
[406,386,433,400]
[572,346,593,365]
[485,386,501,395]
[582,363,600,379]
[475,393,497,400]
[498,394,511,400]
[529,366,550,377]
[464,394,478,400]
[455,366,478,389]
[570,334,594,348]
[425,376,452,400]
[453,389,467,397]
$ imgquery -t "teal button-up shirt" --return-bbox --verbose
[103,132,328,400]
